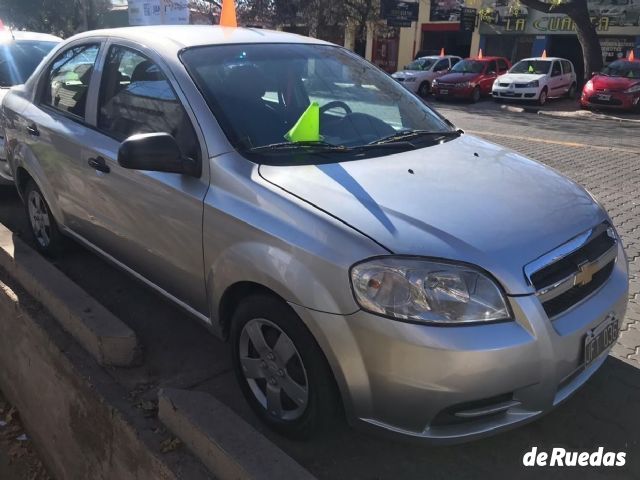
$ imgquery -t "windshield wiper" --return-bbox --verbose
[370,129,463,146]
[249,140,350,153]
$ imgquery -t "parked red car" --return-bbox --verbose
[580,59,640,111]
[432,56,511,102]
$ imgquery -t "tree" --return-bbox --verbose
[0,0,110,37]
[516,0,602,78]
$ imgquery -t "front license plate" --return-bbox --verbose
[440,89,449,95]
[584,315,618,367]
[597,94,611,101]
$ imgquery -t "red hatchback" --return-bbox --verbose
[581,59,640,111]
[432,56,511,102]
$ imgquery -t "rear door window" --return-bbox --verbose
[41,43,100,120]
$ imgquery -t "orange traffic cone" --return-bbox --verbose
[440,48,445,57]
[541,49,547,59]
[629,50,635,61]
[220,0,237,27]
[478,49,483,59]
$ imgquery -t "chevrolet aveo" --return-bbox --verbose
[1,26,628,442]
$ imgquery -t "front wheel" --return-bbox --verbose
[538,87,548,106]
[230,294,339,438]
[470,86,481,103]
[24,180,65,256]
[418,81,430,97]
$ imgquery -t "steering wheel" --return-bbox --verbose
[320,101,352,115]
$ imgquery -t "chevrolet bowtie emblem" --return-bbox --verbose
[574,260,596,287]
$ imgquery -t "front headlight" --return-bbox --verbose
[350,257,511,325]
[405,77,417,83]
[525,80,539,88]
[625,83,640,93]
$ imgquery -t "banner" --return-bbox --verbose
[128,0,190,26]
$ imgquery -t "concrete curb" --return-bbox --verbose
[0,269,211,480]
[500,103,640,124]
[159,388,316,480]
[0,223,139,366]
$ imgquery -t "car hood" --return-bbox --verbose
[259,135,605,294]
[591,74,639,91]
[437,72,481,83]
[498,73,546,83]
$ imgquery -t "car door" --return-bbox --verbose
[17,41,104,228]
[481,60,498,94]
[562,60,575,91]
[78,41,209,315]
[549,60,563,96]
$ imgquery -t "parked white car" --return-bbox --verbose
[492,57,577,105]
[392,55,461,97]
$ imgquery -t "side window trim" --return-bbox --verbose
[37,40,104,124]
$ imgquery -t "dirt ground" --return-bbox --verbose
[0,391,51,480]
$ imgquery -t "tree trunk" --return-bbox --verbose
[566,6,603,79]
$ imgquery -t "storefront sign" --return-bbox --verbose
[478,0,640,35]
[460,7,477,32]
[128,0,190,25]
[381,0,420,27]
[601,37,637,62]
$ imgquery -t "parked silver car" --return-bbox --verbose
[0,29,61,185]
[1,26,628,442]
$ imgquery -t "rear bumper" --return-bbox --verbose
[291,243,628,443]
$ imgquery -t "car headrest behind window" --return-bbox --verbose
[131,60,164,84]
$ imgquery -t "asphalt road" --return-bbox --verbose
[1,99,639,480]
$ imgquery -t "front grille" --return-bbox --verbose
[438,83,455,88]
[395,77,405,82]
[515,83,529,88]
[527,223,617,319]
[498,82,510,87]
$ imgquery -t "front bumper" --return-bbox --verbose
[433,84,474,99]
[291,243,628,443]
[581,91,640,111]
[492,86,540,101]
[394,79,420,93]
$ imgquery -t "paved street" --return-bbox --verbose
[0,100,639,479]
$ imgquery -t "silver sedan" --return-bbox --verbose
[1,26,628,442]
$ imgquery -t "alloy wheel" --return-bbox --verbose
[27,190,51,248]
[539,89,548,106]
[238,318,309,421]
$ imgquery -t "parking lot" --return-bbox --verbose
[0,99,638,479]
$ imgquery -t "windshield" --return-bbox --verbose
[181,44,453,163]
[510,60,551,75]
[0,40,58,87]
[602,60,640,78]
[405,58,435,71]
[451,60,485,74]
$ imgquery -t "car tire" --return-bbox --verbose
[418,81,430,97]
[538,87,548,106]
[470,86,481,103]
[230,294,340,439]
[567,83,577,99]
[24,179,66,257]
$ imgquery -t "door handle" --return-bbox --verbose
[27,124,40,136]
[88,156,110,174]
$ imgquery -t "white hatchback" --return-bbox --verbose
[492,57,577,105]
[392,55,461,97]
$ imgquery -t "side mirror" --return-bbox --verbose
[118,133,200,177]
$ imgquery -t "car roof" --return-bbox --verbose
[2,30,62,42]
[518,57,568,62]
[69,25,332,53]
[416,55,460,60]
[464,56,507,61]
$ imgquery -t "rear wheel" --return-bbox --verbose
[470,86,481,103]
[230,294,339,438]
[566,83,577,99]
[24,180,65,257]
[418,81,430,97]
[538,87,548,106]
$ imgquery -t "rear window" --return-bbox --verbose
[0,40,58,87]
